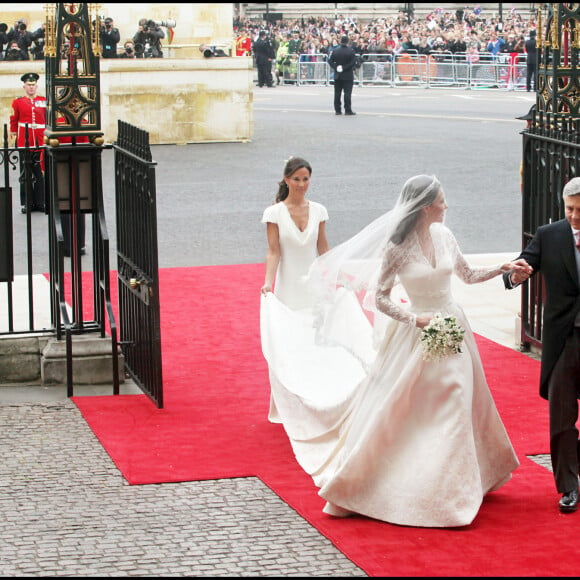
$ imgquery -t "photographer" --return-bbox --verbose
[7,19,32,60]
[100,17,120,58]
[119,40,136,58]
[4,40,27,61]
[133,18,164,58]
[30,23,45,61]
[0,22,8,58]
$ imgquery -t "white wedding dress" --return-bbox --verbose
[260,218,519,528]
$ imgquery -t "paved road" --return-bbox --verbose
[11,85,534,275]
[1,85,541,576]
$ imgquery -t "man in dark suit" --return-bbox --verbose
[525,29,537,92]
[100,17,120,58]
[328,35,357,116]
[504,177,580,513]
[253,30,275,88]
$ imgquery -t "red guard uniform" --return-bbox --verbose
[236,33,252,56]
[10,92,47,148]
[10,72,47,211]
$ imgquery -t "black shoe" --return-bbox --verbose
[20,205,26,214]
[345,111,357,116]
[559,488,579,513]
[80,247,86,256]
[335,111,342,115]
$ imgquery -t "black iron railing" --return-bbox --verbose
[113,120,163,408]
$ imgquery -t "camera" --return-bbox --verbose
[142,18,175,32]
[199,44,227,58]
[6,46,22,60]
[18,22,27,31]
[134,41,153,58]
[142,19,156,32]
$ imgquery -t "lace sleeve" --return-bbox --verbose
[444,226,504,284]
[375,243,417,326]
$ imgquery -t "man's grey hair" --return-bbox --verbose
[563,177,580,197]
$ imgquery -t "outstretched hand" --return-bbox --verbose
[503,258,533,284]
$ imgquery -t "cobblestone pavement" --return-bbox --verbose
[0,400,366,577]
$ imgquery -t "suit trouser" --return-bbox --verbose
[257,60,273,86]
[333,78,354,113]
[548,328,580,493]
[19,151,45,210]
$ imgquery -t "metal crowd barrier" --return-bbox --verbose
[288,51,528,90]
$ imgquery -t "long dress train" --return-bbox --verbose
[261,220,519,527]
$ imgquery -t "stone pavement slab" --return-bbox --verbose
[0,399,366,577]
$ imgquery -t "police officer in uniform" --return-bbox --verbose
[328,36,357,115]
[9,72,47,213]
[253,30,275,87]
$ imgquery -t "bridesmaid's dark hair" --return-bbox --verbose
[275,156,312,202]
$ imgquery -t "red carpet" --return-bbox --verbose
[72,265,580,577]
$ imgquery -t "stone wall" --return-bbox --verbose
[0,57,254,145]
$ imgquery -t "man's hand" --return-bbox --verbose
[507,258,533,285]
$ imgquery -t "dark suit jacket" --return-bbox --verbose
[253,37,275,64]
[524,37,537,65]
[504,219,580,399]
[328,44,357,81]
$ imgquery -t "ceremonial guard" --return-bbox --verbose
[9,72,47,213]
[235,29,251,56]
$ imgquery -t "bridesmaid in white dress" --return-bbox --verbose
[262,173,532,528]
[260,156,334,422]
[260,156,330,310]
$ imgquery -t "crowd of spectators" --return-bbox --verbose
[0,7,538,65]
[235,6,538,65]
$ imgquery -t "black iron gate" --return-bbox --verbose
[519,4,580,351]
[113,120,163,408]
[520,111,579,350]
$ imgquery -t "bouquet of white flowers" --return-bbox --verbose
[420,313,465,362]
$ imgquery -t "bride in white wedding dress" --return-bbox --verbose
[261,173,530,528]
